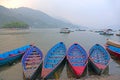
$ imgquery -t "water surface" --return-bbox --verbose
[0,28,120,80]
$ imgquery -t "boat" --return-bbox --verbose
[99,31,114,35]
[116,34,120,36]
[106,39,120,48]
[76,29,86,31]
[116,30,120,36]
[66,43,88,78]
[106,45,120,59]
[89,44,111,75]
[41,42,66,79]
[60,28,70,33]
[99,29,114,35]
[0,45,31,66]
[22,45,43,80]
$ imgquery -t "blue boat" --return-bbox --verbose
[22,45,43,80]
[0,45,31,66]
[89,44,111,75]
[67,43,88,78]
[41,42,66,79]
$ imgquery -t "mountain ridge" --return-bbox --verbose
[0,5,84,28]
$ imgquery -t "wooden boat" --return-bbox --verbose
[89,44,111,75]
[66,43,88,78]
[0,45,31,66]
[106,45,120,59]
[41,42,66,79]
[22,45,43,80]
[106,39,120,48]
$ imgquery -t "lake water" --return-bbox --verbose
[0,28,120,80]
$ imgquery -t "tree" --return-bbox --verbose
[2,22,29,29]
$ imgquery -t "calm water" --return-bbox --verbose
[0,28,120,80]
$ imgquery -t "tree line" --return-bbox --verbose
[2,22,29,29]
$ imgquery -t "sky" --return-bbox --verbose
[0,0,120,29]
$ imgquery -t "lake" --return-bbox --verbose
[0,28,120,80]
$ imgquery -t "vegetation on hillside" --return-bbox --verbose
[2,22,29,29]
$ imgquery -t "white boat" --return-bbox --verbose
[60,28,70,33]
[99,29,114,35]
[116,30,120,36]
[116,34,120,36]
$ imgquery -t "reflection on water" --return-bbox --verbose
[0,28,120,80]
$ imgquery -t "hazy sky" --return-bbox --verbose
[0,0,120,28]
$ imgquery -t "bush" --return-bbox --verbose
[2,22,29,29]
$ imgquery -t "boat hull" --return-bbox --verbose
[89,59,104,75]
[23,62,43,80]
[89,44,110,75]
[22,46,43,80]
[68,61,87,78]
[0,45,30,66]
[67,43,88,78]
[106,46,120,59]
[0,53,23,66]
[44,57,66,79]
[41,42,66,79]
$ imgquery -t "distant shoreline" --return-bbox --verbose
[0,28,29,30]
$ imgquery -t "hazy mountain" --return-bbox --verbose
[0,5,85,28]
[0,6,22,25]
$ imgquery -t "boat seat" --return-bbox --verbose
[68,56,80,59]
[71,59,86,63]
[27,65,38,69]
[26,57,40,60]
[27,55,40,57]
[25,60,40,64]
[26,65,32,69]
[49,56,61,58]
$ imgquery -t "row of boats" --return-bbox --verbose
[0,40,120,79]
[95,29,120,36]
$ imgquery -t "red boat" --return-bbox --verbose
[106,45,120,59]
[66,43,88,78]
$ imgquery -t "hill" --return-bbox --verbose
[0,5,84,28]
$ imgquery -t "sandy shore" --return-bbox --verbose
[0,62,120,80]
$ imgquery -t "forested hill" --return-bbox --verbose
[0,5,82,28]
